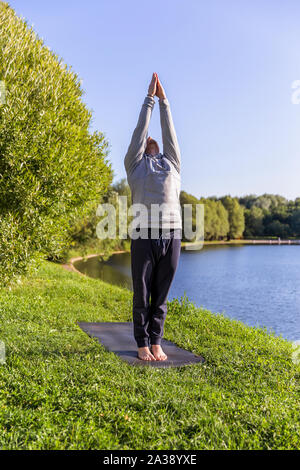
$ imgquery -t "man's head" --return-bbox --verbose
[145,136,160,156]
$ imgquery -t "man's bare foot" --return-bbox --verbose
[137,346,156,361]
[150,344,168,361]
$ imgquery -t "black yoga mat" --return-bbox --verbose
[78,321,205,368]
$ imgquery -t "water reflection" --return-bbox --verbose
[74,253,132,290]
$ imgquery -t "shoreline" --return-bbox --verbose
[61,250,128,277]
[181,239,300,246]
[61,239,299,275]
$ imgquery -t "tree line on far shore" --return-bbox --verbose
[181,190,300,240]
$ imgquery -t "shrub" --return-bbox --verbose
[0,2,113,285]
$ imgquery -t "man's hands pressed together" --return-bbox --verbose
[147,72,167,100]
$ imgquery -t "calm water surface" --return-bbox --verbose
[74,245,300,341]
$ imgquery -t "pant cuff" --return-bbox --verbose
[136,338,150,348]
[150,338,162,346]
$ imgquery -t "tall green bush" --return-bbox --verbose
[221,195,245,239]
[0,2,113,285]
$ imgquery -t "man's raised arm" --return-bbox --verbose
[124,95,155,176]
[159,96,181,174]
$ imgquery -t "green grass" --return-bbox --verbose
[0,260,299,450]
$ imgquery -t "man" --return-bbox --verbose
[124,73,182,361]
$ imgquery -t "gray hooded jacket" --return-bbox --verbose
[124,95,182,229]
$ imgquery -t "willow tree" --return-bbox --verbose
[0,2,112,285]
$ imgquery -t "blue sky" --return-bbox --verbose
[10,0,300,199]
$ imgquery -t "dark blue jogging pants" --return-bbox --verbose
[130,228,182,348]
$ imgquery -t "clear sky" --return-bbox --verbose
[9,0,300,200]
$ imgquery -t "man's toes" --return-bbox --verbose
[138,352,156,361]
[158,352,167,361]
[150,347,167,361]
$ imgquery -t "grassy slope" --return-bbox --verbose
[0,260,299,450]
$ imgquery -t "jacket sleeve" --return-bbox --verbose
[124,95,155,176]
[159,97,181,174]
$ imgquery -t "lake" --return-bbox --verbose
[73,244,300,341]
